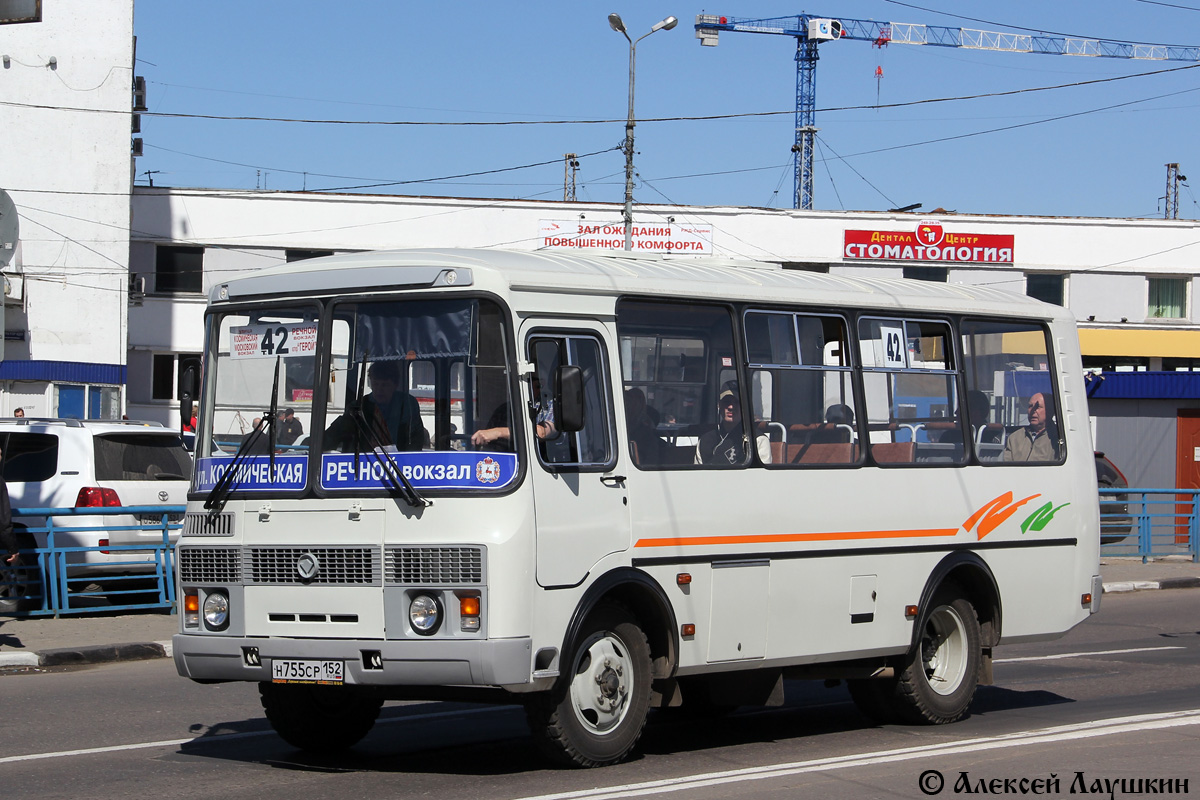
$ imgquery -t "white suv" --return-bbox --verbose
[0,419,191,590]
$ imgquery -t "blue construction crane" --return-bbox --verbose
[695,14,1200,210]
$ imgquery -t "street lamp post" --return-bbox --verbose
[609,12,677,251]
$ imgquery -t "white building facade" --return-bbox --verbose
[0,0,134,418]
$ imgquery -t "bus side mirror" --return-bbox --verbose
[180,365,197,427]
[556,365,584,433]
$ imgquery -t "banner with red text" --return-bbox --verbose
[539,220,713,254]
[844,221,1014,264]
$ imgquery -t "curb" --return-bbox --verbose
[0,639,171,669]
[1102,577,1200,594]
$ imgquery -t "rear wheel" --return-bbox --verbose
[525,603,653,767]
[848,586,981,725]
[259,682,383,752]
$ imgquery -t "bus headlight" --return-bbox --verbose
[203,591,229,630]
[409,593,441,635]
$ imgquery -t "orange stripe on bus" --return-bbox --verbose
[634,528,960,548]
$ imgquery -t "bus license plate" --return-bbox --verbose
[271,659,344,685]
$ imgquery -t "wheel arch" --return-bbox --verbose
[561,567,678,681]
[913,551,1002,650]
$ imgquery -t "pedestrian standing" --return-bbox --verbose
[0,447,19,611]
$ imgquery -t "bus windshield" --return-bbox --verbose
[193,296,518,496]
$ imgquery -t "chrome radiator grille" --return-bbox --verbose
[385,546,484,585]
[246,547,380,586]
[178,546,242,584]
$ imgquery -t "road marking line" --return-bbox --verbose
[995,645,1185,663]
[0,705,504,764]
[510,709,1200,800]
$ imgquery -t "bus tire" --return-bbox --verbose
[525,603,652,767]
[847,587,981,725]
[893,589,981,724]
[258,682,382,752]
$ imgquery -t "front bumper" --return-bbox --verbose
[173,633,533,687]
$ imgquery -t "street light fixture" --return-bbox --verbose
[609,12,677,251]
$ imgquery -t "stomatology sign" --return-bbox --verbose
[844,220,1014,264]
[539,220,713,254]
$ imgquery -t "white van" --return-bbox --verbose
[1,419,191,590]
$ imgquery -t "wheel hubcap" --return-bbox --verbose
[921,604,968,696]
[570,632,633,735]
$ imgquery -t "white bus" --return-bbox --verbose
[174,248,1101,767]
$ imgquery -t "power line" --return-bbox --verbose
[138,144,618,191]
[5,63,1197,128]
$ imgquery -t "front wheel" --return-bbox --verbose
[259,682,382,752]
[525,603,653,767]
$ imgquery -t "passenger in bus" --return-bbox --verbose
[695,386,771,466]
[242,417,272,455]
[470,378,554,450]
[325,360,427,451]
[825,403,854,427]
[624,387,666,465]
[823,403,856,442]
[471,403,515,450]
[1003,392,1057,462]
[276,407,303,446]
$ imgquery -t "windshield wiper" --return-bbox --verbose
[347,357,429,508]
[204,357,281,516]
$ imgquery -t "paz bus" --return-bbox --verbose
[174,248,1100,767]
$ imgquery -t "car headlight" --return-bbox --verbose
[409,593,441,635]
[203,591,229,630]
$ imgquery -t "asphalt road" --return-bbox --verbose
[2,590,1197,800]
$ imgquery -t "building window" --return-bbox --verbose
[782,262,830,273]
[286,249,334,262]
[1082,356,1149,372]
[1026,273,1065,306]
[55,384,120,420]
[155,246,204,294]
[1148,277,1188,319]
[152,353,201,400]
[903,266,948,282]
[0,0,41,24]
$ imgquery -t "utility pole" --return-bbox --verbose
[563,154,579,202]
[1165,163,1186,219]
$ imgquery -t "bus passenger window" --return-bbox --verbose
[859,318,964,466]
[961,320,1064,464]
[617,300,745,469]
[744,311,858,467]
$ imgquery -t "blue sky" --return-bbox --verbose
[133,1,1200,219]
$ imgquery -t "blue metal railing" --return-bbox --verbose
[0,505,185,617]
[1100,489,1199,563]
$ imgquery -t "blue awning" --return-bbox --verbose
[1085,371,1200,400]
[0,360,125,385]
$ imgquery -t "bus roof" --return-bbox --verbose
[213,247,1070,321]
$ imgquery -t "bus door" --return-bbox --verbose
[522,323,629,588]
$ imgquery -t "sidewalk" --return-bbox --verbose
[1,557,1198,671]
